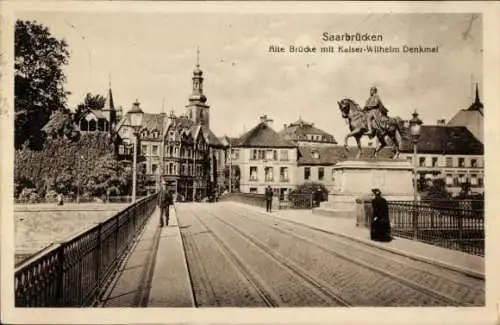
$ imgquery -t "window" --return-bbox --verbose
[304,167,311,180]
[265,150,274,160]
[142,145,148,155]
[332,168,335,180]
[173,164,177,174]
[273,150,278,161]
[169,131,175,140]
[471,159,478,168]
[445,174,453,186]
[445,157,453,167]
[181,164,186,175]
[280,150,289,161]
[251,150,258,160]
[250,167,258,181]
[152,164,158,174]
[265,167,274,181]
[432,157,438,167]
[188,165,192,176]
[250,187,258,193]
[458,158,465,168]
[152,145,159,156]
[318,167,325,181]
[453,176,459,187]
[419,157,426,167]
[259,150,265,160]
[231,149,239,160]
[118,145,125,155]
[174,147,178,156]
[280,167,289,182]
[470,175,478,186]
[459,174,466,183]
[168,163,173,175]
[478,177,484,187]
[168,146,174,156]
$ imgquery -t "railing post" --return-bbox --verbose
[56,246,64,307]
[412,203,418,239]
[95,224,102,286]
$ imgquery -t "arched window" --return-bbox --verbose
[80,119,88,132]
[89,119,97,131]
[169,163,173,175]
[169,146,174,156]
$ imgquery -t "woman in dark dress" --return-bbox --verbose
[370,188,392,242]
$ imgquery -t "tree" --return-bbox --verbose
[74,93,106,122]
[15,20,70,150]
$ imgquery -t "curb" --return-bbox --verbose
[229,201,485,280]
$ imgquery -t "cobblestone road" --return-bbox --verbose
[177,203,485,307]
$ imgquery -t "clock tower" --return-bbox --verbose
[186,47,210,127]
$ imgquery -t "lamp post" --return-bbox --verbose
[228,139,232,193]
[128,99,144,203]
[409,110,423,238]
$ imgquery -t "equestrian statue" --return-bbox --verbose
[337,86,406,160]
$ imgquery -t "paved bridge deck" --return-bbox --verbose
[100,202,484,307]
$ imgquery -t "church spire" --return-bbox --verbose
[189,47,207,104]
[467,83,483,112]
[104,74,115,111]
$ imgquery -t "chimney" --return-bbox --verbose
[259,115,274,128]
[437,119,446,126]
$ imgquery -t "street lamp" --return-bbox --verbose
[409,110,423,238]
[128,99,144,203]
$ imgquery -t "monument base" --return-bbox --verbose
[313,159,414,218]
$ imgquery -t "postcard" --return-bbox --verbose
[1,1,499,324]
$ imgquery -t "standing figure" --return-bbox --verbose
[158,182,173,227]
[370,188,392,242]
[363,86,389,138]
[265,185,273,213]
[57,193,64,206]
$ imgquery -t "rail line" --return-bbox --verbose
[221,204,484,306]
[183,205,350,307]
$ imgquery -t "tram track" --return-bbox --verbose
[220,204,484,306]
[183,204,349,307]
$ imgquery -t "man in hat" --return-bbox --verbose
[158,181,174,227]
[363,86,389,138]
[265,185,273,213]
[370,188,392,242]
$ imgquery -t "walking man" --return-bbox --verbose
[265,185,273,213]
[158,182,173,227]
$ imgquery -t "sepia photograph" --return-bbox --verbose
[1,2,499,324]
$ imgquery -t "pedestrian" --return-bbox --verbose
[265,185,273,213]
[57,193,64,206]
[157,182,173,227]
[370,188,392,242]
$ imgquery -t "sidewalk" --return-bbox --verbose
[101,206,194,307]
[227,202,485,279]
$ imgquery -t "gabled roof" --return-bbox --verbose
[83,109,106,120]
[218,136,239,147]
[400,125,483,155]
[297,145,394,165]
[235,122,296,148]
[202,126,223,147]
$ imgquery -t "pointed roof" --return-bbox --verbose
[466,83,483,114]
[236,122,296,148]
[103,86,115,111]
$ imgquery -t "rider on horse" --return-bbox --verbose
[363,86,389,138]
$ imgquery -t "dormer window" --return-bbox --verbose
[312,151,320,159]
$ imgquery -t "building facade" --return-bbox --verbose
[399,125,484,195]
[232,116,297,198]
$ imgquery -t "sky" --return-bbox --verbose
[17,11,482,144]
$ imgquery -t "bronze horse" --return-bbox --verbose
[337,98,406,159]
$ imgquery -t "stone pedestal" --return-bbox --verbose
[314,160,414,217]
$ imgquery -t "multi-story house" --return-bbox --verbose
[400,124,484,195]
[233,116,297,198]
[160,58,225,199]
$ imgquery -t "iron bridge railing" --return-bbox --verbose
[359,199,484,256]
[14,194,158,307]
